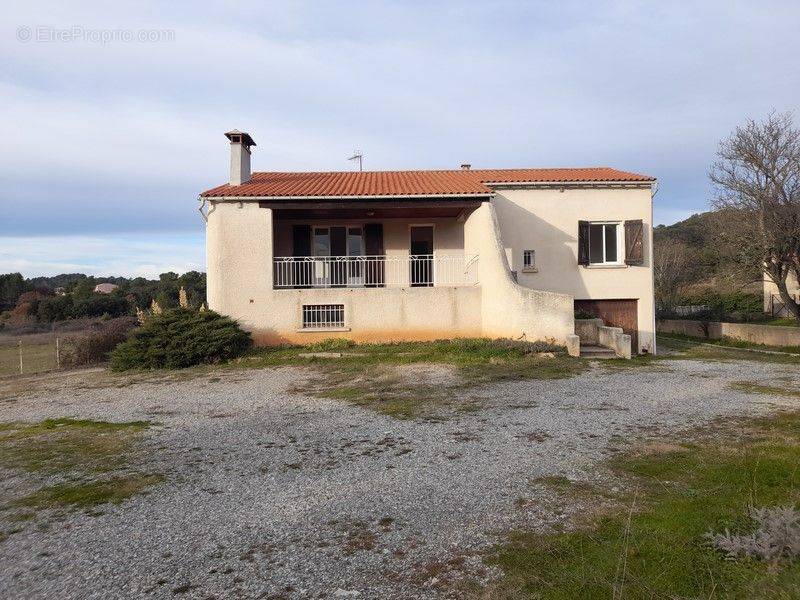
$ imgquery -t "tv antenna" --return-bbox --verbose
[348,150,363,172]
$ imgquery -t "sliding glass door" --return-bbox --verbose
[312,226,364,287]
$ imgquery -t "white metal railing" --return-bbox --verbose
[273,254,479,289]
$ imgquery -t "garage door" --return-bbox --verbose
[574,299,638,353]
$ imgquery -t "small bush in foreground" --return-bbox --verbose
[109,309,251,371]
[61,317,136,367]
[706,505,800,563]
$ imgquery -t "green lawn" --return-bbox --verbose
[0,339,58,377]
[485,411,800,599]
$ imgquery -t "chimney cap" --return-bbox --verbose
[460,163,471,170]
[225,129,256,147]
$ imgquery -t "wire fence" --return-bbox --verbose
[0,334,62,377]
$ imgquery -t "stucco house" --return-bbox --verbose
[201,130,657,356]
[93,282,119,294]
[763,273,800,318]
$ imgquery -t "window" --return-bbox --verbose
[523,249,536,271]
[588,222,620,264]
[313,227,331,256]
[302,304,345,329]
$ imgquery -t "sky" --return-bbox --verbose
[1,0,799,278]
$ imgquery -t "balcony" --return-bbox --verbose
[273,254,479,289]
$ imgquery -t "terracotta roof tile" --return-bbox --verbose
[200,167,654,198]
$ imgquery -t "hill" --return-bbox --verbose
[654,210,761,291]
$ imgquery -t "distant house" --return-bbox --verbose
[764,274,800,318]
[54,287,67,296]
[93,283,118,294]
[201,130,657,355]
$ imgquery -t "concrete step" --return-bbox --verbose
[579,345,618,359]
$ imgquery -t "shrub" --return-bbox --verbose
[109,309,252,371]
[676,290,762,321]
[61,317,137,367]
[706,505,800,563]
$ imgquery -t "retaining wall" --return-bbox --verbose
[657,319,800,348]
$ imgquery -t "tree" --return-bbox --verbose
[653,237,694,313]
[710,112,800,320]
[0,273,31,310]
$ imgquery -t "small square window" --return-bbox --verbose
[523,250,537,271]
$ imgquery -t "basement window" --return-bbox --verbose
[302,304,345,329]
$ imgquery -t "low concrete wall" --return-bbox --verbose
[250,286,483,345]
[658,319,800,348]
[574,318,604,345]
[598,325,632,359]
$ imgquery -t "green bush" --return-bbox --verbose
[677,290,762,320]
[109,309,252,371]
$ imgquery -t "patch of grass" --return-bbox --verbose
[0,418,151,475]
[657,334,800,364]
[761,318,800,328]
[485,411,800,599]
[659,333,800,357]
[729,381,800,399]
[0,418,160,529]
[12,474,163,509]
[240,338,571,371]
[243,338,586,420]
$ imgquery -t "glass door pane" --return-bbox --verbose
[347,227,364,286]
[410,226,434,286]
[313,227,330,256]
[313,227,330,286]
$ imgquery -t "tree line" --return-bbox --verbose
[0,271,206,324]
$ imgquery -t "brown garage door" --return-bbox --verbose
[574,299,638,353]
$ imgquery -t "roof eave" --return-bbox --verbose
[199,192,495,200]
[483,180,655,189]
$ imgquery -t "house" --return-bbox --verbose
[201,130,656,355]
[93,282,118,294]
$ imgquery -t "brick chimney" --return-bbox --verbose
[225,129,256,185]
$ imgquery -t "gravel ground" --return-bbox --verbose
[1,358,798,599]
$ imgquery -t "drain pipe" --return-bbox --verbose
[197,195,208,223]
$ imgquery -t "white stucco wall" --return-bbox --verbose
[763,271,799,314]
[206,202,482,345]
[206,186,654,352]
[463,202,574,343]
[490,186,656,353]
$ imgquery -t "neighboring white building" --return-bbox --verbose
[93,283,119,294]
[763,272,800,318]
[201,131,657,355]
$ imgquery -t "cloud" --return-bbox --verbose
[1,0,799,246]
[0,232,203,278]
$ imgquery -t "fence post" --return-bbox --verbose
[56,337,60,369]
[18,340,23,374]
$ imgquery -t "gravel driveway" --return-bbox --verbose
[1,358,798,599]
